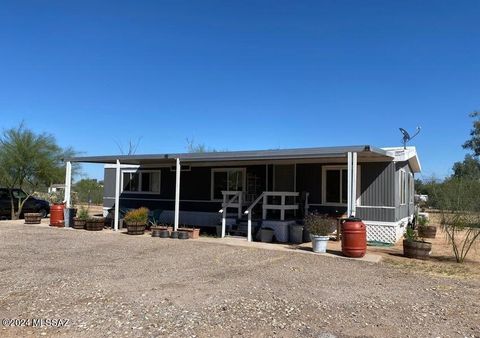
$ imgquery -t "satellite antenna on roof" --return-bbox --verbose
[399,127,421,149]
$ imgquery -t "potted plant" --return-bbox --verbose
[417,215,437,239]
[403,227,432,259]
[305,213,333,253]
[73,206,89,229]
[124,207,149,235]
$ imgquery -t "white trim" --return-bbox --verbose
[121,169,161,194]
[321,164,361,207]
[105,164,141,169]
[210,167,246,201]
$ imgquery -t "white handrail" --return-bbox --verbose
[243,191,300,242]
[218,191,242,238]
[244,192,265,215]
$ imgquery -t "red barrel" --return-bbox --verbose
[50,203,65,227]
[341,217,367,258]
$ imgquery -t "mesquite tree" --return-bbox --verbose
[0,124,75,219]
[433,178,480,263]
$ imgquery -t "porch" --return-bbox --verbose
[64,148,365,242]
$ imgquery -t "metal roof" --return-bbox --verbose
[65,145,393,164]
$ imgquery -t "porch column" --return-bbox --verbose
[347,152,352,217]
[351,152,357,217]
[114,159,121,231]
[346,152,358,217]
[174,158,181,231]
[64,161,72,208]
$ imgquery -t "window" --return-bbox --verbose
[122,170,161,194]
[322,166,360,205]
[399,170,407,205]
[211,168,245,200]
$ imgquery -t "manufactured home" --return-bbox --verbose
[64,145,421,244]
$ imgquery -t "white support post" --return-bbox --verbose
[221,192,226,238]
[64,161,72,208]
[351,152,357,217]
[280,194,286,220]
[114,159,120,231]
[247,213,252,242]
[347,152,352,217]
[174,158,181,231]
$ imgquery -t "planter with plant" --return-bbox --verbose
[417,214,436,239]
[73,206,89,229]
[124,207,149,235]
[305,213,334,253]
[403,227,432,259]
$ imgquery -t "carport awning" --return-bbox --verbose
[64,145,394,165]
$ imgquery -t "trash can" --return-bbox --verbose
[63,208,77,228]
[289,224,304,244]
[341,217,367,258]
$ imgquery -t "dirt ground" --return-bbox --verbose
[0,221,479,338]
[367,211,480,280]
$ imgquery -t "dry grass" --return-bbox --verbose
[369,211,480,279]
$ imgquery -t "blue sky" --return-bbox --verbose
[1,0,478,180]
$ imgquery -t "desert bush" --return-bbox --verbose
[124,207,149,224]
[305,213,336,236]
[432,178,480,263]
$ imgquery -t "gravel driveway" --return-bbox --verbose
[0,223,479,338]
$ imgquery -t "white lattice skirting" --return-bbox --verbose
[365,221,408,244]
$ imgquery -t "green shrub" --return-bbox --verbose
[76,206,89,221]
[124,207,149,224]
[432,178,480,263]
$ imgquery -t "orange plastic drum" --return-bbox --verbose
[50,203,65,227]
[341,217,367,258]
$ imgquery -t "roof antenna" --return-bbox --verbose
[399,127,421,149]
